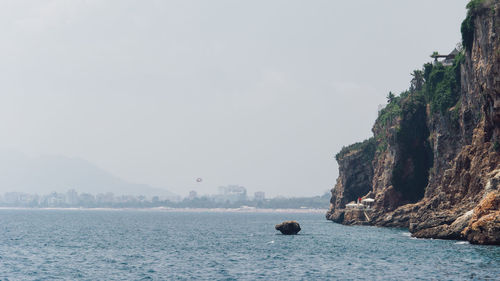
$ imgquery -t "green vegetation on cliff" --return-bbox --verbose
[461,0,489,51]
[425,54,464,114]
[377,95,402,127]
[376,49,464,129]
[335,138,376,162]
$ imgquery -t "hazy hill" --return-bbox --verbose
[0,151,177,199]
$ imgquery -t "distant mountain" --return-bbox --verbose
[0,151,178,199]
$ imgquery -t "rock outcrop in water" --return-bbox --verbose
[275,221,301,235]
[326,0,500,245]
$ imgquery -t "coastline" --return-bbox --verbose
[0,206,327,213]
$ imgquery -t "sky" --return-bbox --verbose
[0,0,469,197]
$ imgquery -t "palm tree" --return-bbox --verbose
[386,91,395,103]
[410,70,424,92]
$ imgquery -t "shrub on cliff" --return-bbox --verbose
[335,138,376,162]
[377,94,402,127]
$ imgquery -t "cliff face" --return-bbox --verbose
[326,139,375,224]
[327,0,500,245]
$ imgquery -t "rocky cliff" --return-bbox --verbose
[326,0,500,245]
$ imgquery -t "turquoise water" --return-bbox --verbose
[0,210,499,280]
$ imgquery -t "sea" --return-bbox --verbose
[0,209,499,280]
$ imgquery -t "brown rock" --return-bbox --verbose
[462,191,500,245]
[275,221,301,235]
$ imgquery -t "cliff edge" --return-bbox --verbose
[326,0,500,245]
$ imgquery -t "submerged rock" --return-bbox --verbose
[275,221,301,235]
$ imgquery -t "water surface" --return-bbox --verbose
[0,210,498,280]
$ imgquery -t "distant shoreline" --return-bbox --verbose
[0,207,327,213]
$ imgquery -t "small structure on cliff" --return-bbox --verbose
[345,202,362,209]
[345,198,374,210]
[431,48,459,66]
[361,198,375,209]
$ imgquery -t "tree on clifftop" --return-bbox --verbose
[410,70,424,92]
[386,91,395,103]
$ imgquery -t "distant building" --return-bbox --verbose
[188,190,198,200]
[46,192,66,207]
[254,191,265,201]
[66,189,79,205]
[216,185,247,203]
[79,193,95,205]
[96,192,114,203]
[2,192,39,206]
[4,192,23,204]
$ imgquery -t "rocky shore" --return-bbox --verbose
[326,0,500,245]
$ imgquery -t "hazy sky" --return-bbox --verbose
[0,0,468,197]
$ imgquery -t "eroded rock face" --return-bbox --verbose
[409,2,500,243]
[326,1,500,245]
[275,221,301,235]
[462,190,500,245]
